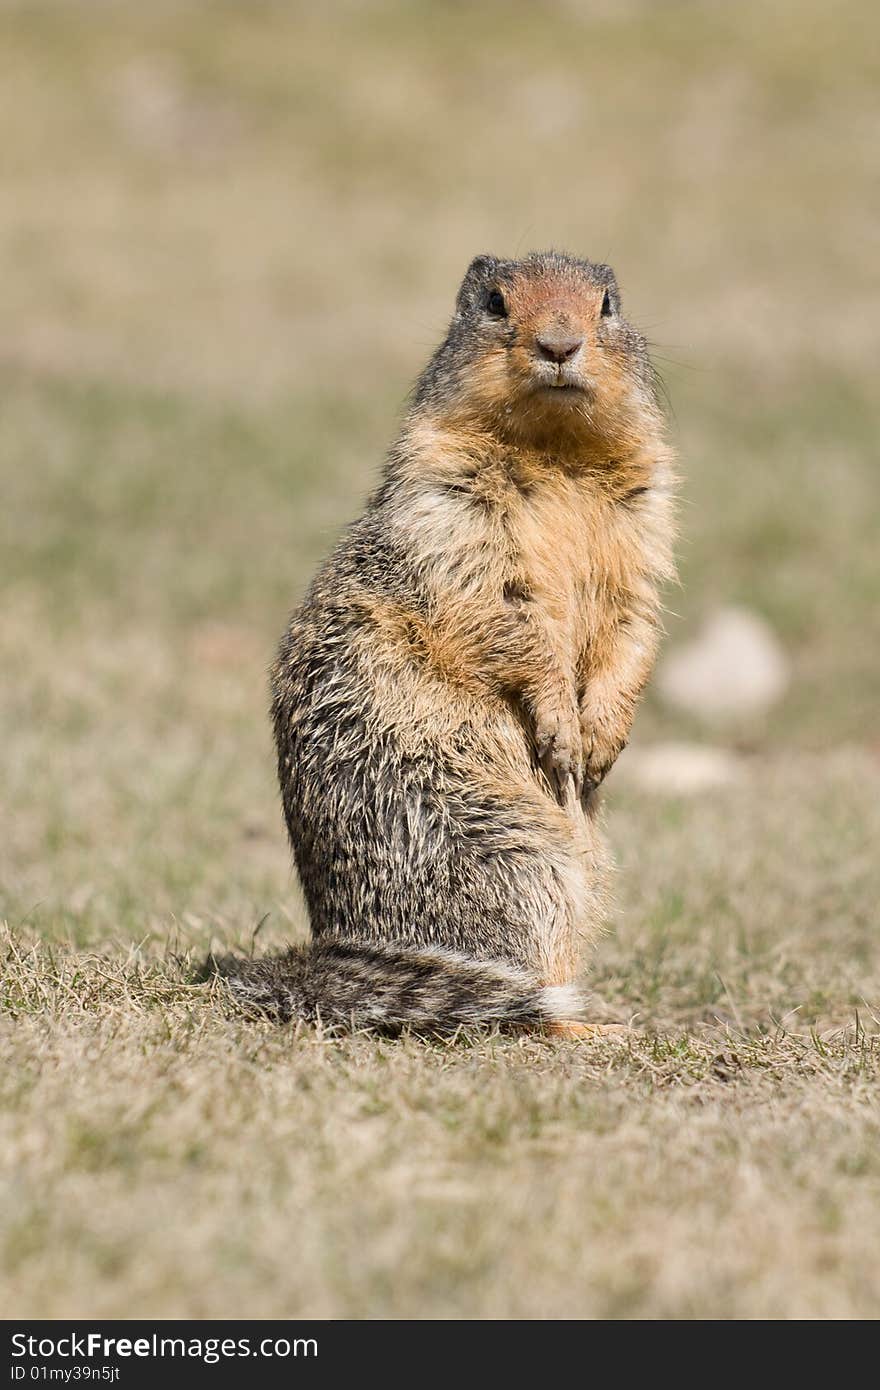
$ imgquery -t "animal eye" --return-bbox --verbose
[486,289,507,317]
[601,289,614,317]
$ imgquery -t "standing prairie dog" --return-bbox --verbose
[219,251,676,1034]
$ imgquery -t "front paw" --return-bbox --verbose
[580,721,626,793]
[534,702,583,800]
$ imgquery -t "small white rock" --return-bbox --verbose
[657,606,788,721]
[616,742,745,795]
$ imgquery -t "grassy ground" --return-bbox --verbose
[1,0,879,1318]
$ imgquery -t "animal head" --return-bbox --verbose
[418,250,660,454]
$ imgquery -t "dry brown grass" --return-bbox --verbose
[1,0,879,1319]
[3,928,879,1320]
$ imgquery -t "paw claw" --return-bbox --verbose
[534,703,582,807]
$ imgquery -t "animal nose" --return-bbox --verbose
[534,332,583,365]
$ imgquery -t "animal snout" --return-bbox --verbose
[534,331,584,365]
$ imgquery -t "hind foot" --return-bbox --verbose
[544,1020,633,1040]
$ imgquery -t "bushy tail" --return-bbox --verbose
[210,937,582,1035]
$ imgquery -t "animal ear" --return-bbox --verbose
[595,264,621,309]
[456,254,499,310]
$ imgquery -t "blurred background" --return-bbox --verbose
[2,0,878,948]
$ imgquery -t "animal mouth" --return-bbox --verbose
[532,376,590,396]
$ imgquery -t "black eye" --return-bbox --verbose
[601,289,614,318]
[486,289,507,317]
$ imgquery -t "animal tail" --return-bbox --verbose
[210,937,582,1035]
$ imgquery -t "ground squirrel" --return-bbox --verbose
[218,251,676,1034]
